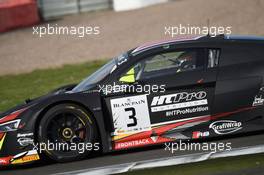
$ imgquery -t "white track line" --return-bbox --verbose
[54,144,264,175]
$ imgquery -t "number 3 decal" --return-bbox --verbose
[125,107,137,127]
[110,94,151,135]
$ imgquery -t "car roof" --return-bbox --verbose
[225,35,264,41]
[131,35,203,54]
[131,35,264,55]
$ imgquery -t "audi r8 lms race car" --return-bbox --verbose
[1,34,264,166]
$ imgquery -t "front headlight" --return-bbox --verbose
[0,119,21,132]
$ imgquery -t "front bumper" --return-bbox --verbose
[0,130,40,166]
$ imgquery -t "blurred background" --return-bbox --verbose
[0,0,264,76]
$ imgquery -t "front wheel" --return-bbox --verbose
[38,104,98,162]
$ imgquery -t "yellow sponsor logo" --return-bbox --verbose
[11,154,40,164]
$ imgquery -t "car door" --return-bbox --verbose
[133,48,219,128]
[103,47,220,148]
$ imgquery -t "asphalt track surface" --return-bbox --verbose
[1,132,264,175]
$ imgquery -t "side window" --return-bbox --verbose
[119,49,204,83]
[208,49,220,68]
[144,51,197,72]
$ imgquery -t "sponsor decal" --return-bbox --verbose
[110,95,151,135]
[151,91,208,112]
[166,106,209,117]
[17,138,34,147]
[151,91,207,106]
[253,95,264,106]
[115,139,150,149]
[192,131,209,139]
[17,133,33,138]
[114,137,173,150]
[17,132,34,146]
[11,154,39,164]
[11,150,39,164]
[112,98,146,108]
[0,150,39,165]
[253,87,264,106]
[209,120,242,135]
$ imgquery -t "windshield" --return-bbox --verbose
[72,52,129,92]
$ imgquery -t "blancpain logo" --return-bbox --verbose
[209,120,242,135]
[113,99,146,108]
[151,91,207,106]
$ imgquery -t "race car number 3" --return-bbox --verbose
[110,94,151,134]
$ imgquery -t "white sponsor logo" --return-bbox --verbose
[151,91,207,106]
[253,95,264,106]
[116,139,150,149]
[17,133,34,146]
[151,99,208,112]
[209,120,242,135]
[17,138,34,147]
[17,133,33,138]
[151,91,207,113]
[166,106,209,116]
[112,98,146,108]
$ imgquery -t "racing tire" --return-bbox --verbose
[38,103,98,163]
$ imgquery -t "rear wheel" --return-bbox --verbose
[38,104,97,162]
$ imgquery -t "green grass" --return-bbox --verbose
[0,60,106,112]
[124,153,264,175]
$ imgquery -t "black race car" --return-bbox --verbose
[1,34,264,166]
